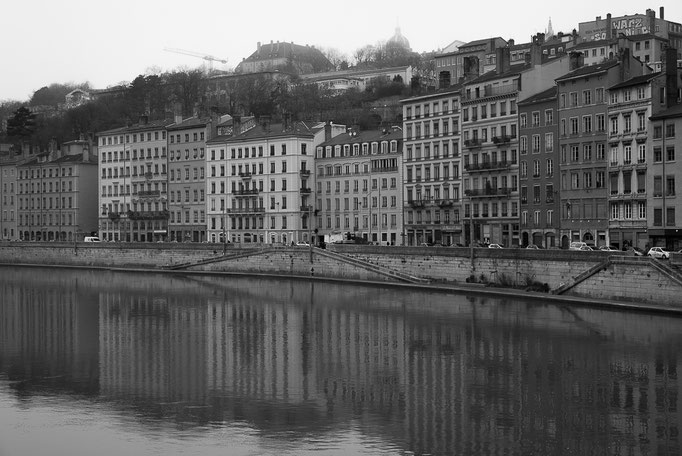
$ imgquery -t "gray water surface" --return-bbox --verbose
[1,266,680,455]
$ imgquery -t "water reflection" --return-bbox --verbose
[0,266,681,456]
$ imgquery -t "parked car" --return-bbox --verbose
[647,246,670,259]
[600,246,619,252]
[569,242,588,251]
[579,245,594,251]
[525,244,540,249]
[488,243,503,249]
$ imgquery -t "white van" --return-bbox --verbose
[569,241,588,250]
[84,236,101,242]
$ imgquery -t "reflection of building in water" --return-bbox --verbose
[208,297,313,403]
[0,275,99,389]
[99,294,209,406]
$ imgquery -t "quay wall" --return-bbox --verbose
[1,242,681,307]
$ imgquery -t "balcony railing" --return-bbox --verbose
[137,190,161,198]
[234,189,259,196]
[300,187,312,194]
[464,187,513,198]
[492,135,512,144]
[227,207,266,214]
[464,161,511,172]
[238,172,252,179]
[464,139,483,148]
[299,169,311,177]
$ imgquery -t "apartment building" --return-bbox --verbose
[647,48,682,249]
[518,87,560,247]
[16,140,98,241]
[315,128,403,246]
[167,116,214,243]
[97,116,172,242]
[401,87,463,246]
[206,120,331,245]
[461,49,522,247]
[0,147,18,240]
[556,48,649,248]
[605,73,658,250]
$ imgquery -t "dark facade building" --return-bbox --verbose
[556,49,650,248]
[518,87,561,247]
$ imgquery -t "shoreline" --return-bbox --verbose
[4,261,682,317]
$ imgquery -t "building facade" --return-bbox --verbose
[556,49,649,248]
[167,116,213,243]
[461,50,522,247]
[401,88,463,246]
[0,147,18,240]
[316,128,403,246]
[17,140,98,242]
[518,87,560,247]
[206,120,332,245]
[97,117,171,242]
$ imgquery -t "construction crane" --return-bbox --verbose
[164,47,228,70]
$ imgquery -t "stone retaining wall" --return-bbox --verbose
[1,242,680,307]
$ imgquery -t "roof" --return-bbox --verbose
[555,59,619,82]
[466,63,527,85]
[650,103,682,121]
[167,116,210,131]
[518,86,557,106]
[318,128,403,148]
[97,118,173,136]
[400,84,462,103]
[608,73,658,91]
[206,120,317,145]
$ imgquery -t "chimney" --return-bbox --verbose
[463,56,480,81]
[232,115,241,135]
[530,41,543,66]
[606,13,612,40]
[618,46,631,82]
[174,102,182,125]
[660,6,664,20]
[569,51,584,70]
[324,121,332,141]
[82,139,91,163]
[496,46,510,74]
[257,41,261,55]
[664,46,678,107]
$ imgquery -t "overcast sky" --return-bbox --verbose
[2,1,680,101]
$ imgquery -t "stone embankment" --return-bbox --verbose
[1,242,681,311]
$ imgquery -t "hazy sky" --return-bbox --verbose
[2,1,680,101]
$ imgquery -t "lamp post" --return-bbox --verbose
[222,202,226,255]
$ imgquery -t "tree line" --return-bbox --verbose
[2,45,433,152]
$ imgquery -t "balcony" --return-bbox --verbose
[227,206,265,214]
[126,210,169,220]
[492,135,512,145]
[138,190,161,198]
[464,161,511,173]
[464,187,513,198]
[408,199,426,208]
[464,139,483,149]
[300,187,312,194]
[234,188,259,196]
[437,199,456,207]
[300,205,313,212]
[238,172,253,179]
[299,169,311,177]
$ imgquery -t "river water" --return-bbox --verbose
[0,266,680,456]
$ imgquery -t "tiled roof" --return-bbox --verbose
[609,73,658,91]
[318,128,402,148]
[208,121,316,145]
[167,116,209,130]
[555,59,618,82]
[650,103,682,121]
[400,84,462,103]
[518,86,557,106]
